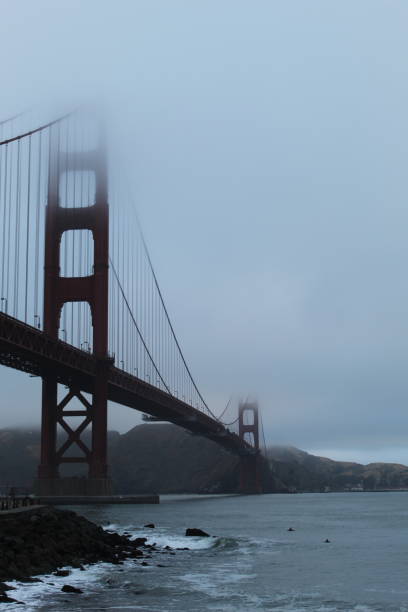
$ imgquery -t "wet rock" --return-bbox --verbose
[0,507,147,583]
[0,593,23,604]
[133,537,147,547]
[53,570,70,577]
[61,584,83,594]
[144,523,155,528]
[185,528,210,537]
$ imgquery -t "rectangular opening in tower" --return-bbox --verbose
[60,229,94,277]
[59,300,93,351]
[59,170,96,208]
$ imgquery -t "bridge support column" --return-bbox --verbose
[239,454,263,494]
[35,119,112,497]
[90,359,109,481]
[238,402,263,494]
[38,376,58,480]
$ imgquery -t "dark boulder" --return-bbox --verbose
[185,528,210,537]
[133,537,147,547]
[61,584,83,594]
[0,506,148,583]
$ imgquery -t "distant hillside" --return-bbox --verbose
[1,425,408,493]
[267,446,408,492]
[109,423,280,494]
[0,429,40,490]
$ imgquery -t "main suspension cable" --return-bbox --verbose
[109,256,172,395]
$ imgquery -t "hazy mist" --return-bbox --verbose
[1,1,408,464]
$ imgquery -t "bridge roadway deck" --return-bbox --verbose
[0,313,253,457]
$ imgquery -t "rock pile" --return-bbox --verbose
[0,506,148,584]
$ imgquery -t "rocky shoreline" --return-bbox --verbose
[0,506,167,604]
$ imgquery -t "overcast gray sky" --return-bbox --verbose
[1,0,408,465]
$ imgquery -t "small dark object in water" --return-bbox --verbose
[324,539,331,543]
[141,561,149,566]
[156,564,167,568]
[61,585,83,594]
[144,523,155,528]
[185,528,210,537]
[54,570,70,577]
[287,527,295,532]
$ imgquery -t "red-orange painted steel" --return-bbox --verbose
[38,127,111,491]
[238,402,262,494]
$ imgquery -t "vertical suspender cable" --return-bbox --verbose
[24,136,32,322]
[1,144,8,305]
[34,131,42,324]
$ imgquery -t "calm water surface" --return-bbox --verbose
[5,492,408,611]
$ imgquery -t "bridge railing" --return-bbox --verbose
[0,485,39,511]
[0,496,39,511]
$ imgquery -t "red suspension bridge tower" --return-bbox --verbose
[36,127,113,496]
[238,401,263,494]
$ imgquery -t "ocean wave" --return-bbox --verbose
[211,537,240,551]
[0,562,110,611]
[102,522,244,554]
[141,532,216,551]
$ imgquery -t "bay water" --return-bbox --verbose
[4,492,408,611]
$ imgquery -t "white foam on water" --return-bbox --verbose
[103,523,121,532]
[142,532,216,551]
[0,560,131,611]
[103,518,230,556]
[103,521,217,552]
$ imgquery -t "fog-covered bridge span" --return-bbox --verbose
[0,110,263,495]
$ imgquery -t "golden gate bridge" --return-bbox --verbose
[0,109,266,496]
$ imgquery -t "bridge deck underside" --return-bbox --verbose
[0,314,253,457]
